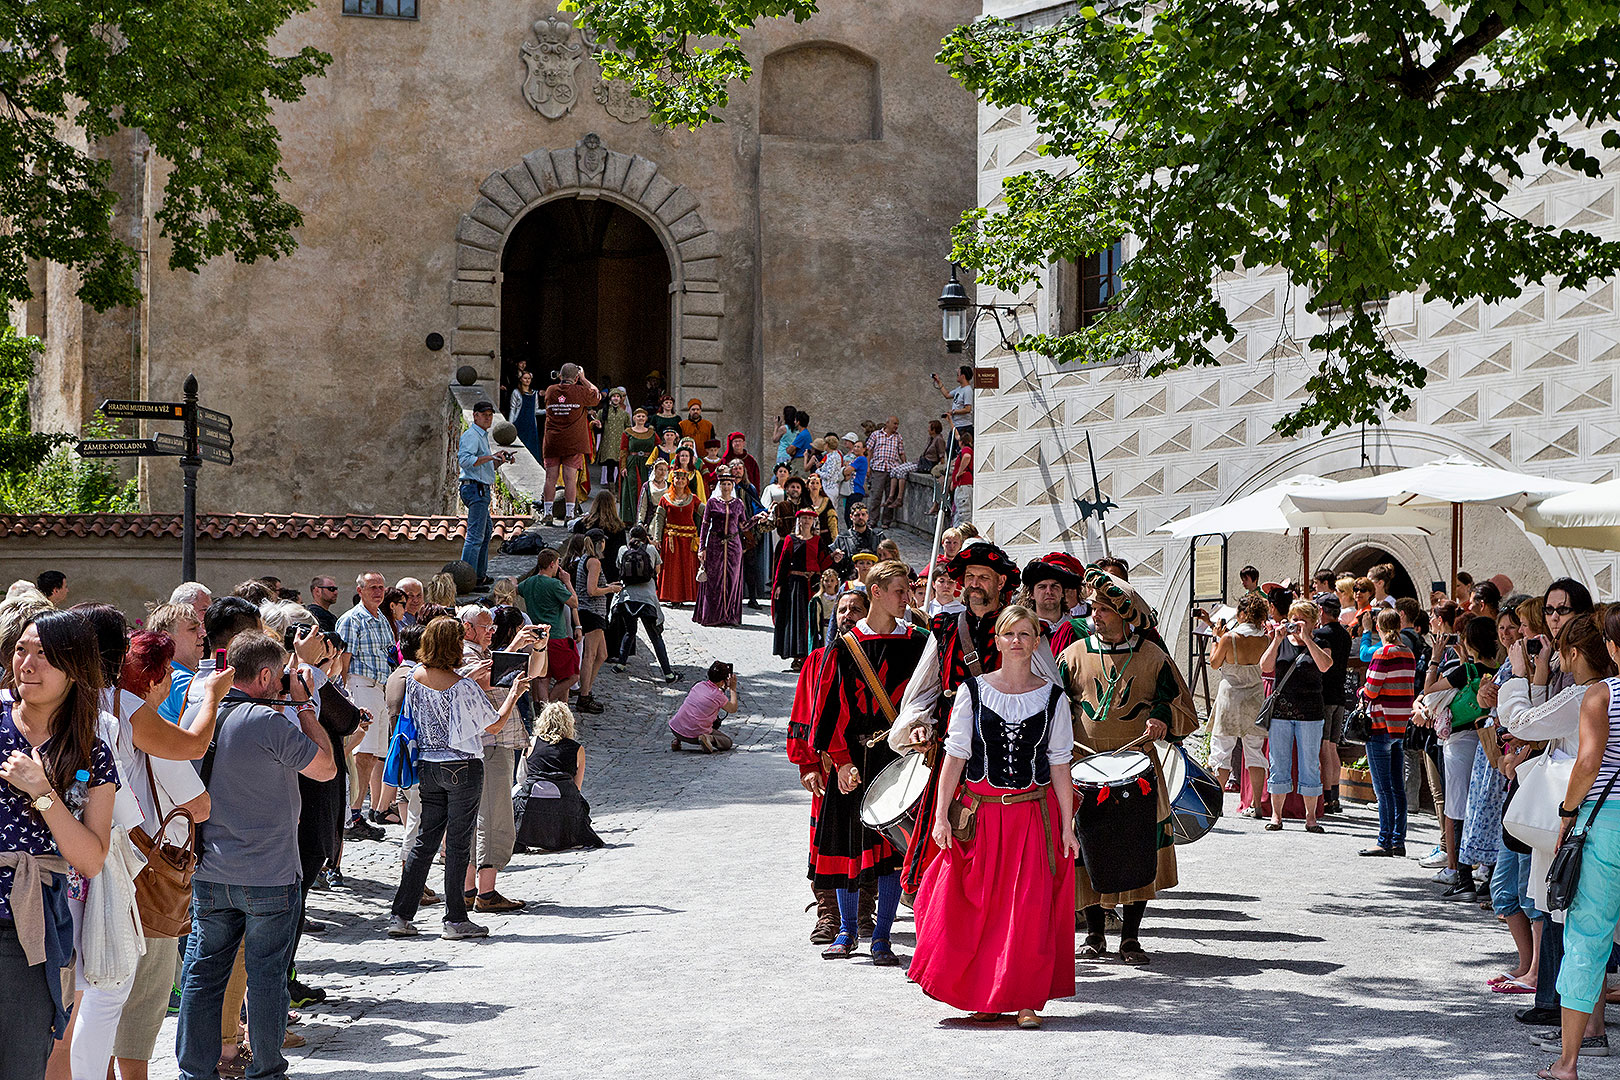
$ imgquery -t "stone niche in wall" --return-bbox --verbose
[760,42,881,142]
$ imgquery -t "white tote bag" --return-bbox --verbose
[81,825,148,989]
[1503,752,1575,854]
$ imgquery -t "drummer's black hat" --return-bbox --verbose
[945,540,1017,587]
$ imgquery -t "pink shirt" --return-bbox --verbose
[670,680,728,738]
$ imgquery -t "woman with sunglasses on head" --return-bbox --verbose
[0,612,118,1080]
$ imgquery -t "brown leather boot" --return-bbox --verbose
[858,881,876,940]
[810,889,839,945]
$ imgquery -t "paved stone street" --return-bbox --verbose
[146,532,1556,1079]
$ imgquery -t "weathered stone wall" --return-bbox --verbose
[47,1,978,516]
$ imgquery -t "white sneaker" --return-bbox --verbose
[386,916,418,938]
[1418,846,1448,868]
[1433,867,1460,885]
[442,919,489,940]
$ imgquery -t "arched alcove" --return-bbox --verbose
[760,41,881,142]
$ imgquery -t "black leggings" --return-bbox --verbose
[613,602,672,674]
[1084,900,1146,941]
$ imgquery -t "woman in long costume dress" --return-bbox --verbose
[509,371,542,460]
[619,408,658,524]
[772,510,829,670]
[910,606,1079,1028]
[652,470,700,605]
[694,468,747,627]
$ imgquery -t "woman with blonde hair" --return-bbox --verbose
[513,702,603,851]
[490,577,521,611]
[424,572,458,608]
[1260,599,1334,832]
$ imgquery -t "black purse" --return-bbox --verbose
[1546,768,1620,912]
[1344,700,1372,743]
[1256,654,1305,732]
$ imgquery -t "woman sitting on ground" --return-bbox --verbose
[669,662,739,753]
[514,702,604,852]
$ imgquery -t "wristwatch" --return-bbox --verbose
[30,792,54,813]
[1559,804,1579,818]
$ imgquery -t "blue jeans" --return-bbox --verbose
[460,480,492,581]
[1491,842,1537,918]
[1266,717,1324,797]
[177,881,301,1080]
[1364,730,1407,848]
[1556,800,1620,1013]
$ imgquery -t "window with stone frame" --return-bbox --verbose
[1057,239,1125,332]
[342,0,417,18]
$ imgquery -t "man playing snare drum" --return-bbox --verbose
[1057,568,1199,966]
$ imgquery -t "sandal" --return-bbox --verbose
[1118,939,1150,965]
[1264,821,1283,831]
[869,938,900,967]
[1492,978,1537,995]
[821,931,856,960]
[1305,823,1325,834]
[1079,934,1108,960]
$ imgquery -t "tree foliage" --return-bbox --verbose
[0,324,72,474]
[0,0,331,311]
[571,0,1620,435]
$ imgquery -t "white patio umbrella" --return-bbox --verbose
[1153,475,1444,581]
[1280,457,1584,585]
[1518,479,1620,552]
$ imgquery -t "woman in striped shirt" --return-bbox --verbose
[1360,610,1416,857]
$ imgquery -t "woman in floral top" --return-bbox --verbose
[0,611,117,1080]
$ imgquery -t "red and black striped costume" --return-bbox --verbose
[787,645,838,877]
[808,624,928,889]
[901,608,1005,894]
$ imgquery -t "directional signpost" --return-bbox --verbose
[80,374,234,582]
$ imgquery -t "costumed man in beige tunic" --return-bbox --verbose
[1057,568,1198,966]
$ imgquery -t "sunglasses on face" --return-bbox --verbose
[1548,604,1577,616]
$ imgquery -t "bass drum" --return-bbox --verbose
[1157,740,1224,845]
[1071,749,1158,895]
[860,754,931,855]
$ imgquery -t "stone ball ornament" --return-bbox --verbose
[491,420,518,446]
[455,365,479,386]
[443,561,478,594]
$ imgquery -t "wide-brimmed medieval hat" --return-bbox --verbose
[946,540,1017,586]
[1022,552,1086,589]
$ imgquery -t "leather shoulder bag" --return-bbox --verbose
[1546,765,1620,912]
[128,758,198,938]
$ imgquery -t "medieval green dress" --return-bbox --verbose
[619,428,657,523]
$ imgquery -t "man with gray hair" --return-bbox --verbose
[337,570,394,839]
[396,577,425,627]
[541,362,601,527]
[170,580,213,624]
[458,400,513,589]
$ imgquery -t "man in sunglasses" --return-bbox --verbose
[305,575,340,634]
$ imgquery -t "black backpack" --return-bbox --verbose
[620,544,655,585]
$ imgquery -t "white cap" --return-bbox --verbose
[843,431,860,443]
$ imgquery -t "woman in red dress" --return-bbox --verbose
[653,469,700,605]
[908,604,1079,1029]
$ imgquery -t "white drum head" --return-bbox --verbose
[1156,740,1185,803]
[860,754,930,828]
[1071,749,1152,786]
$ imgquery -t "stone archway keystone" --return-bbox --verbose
[449,134,725,409]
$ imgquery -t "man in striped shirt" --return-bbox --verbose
[1360,609,1416,857]
[338,571,396,838]
[866,416,905,528]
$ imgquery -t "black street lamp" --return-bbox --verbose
[939,263,970,353]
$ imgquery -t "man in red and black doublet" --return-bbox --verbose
[787,642,839,941]
[808,624,928,892]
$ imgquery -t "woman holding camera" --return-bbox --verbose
[388,617,530,941]
[1260,600,1333,832]
[1420,613,1501,898]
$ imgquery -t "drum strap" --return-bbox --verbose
[956,611,983,678]
[841,632,899,725]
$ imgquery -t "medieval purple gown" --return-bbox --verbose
[695,494,746,626]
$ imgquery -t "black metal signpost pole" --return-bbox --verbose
[181,374,201,583]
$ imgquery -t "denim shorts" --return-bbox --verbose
[1491,844,1538,919]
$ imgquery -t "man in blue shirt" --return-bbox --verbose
[457,401,512,588]
[788,410,813,476]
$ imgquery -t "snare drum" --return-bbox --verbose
[1157,740,1223,845]
[1071,749,1159,895]
[860,754,931,854]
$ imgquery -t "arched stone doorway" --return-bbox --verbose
[449,134,723,418]
[499,199,672,406]
[1332,544,1420,601]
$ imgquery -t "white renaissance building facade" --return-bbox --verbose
[970,0,1620,647]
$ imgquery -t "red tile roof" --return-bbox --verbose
[0,514,532,542]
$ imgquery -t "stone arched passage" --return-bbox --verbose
[448,134,724,409]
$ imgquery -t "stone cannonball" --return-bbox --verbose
[455,365,479,387]
[491,419,518,446]
[442,560,478,594]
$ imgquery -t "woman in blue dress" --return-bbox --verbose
[508,370,542,460]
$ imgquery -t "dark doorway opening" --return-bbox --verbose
[1333,546,1418,600]
[500,198,672,415]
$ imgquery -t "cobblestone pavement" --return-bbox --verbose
[148,528,1545,1079]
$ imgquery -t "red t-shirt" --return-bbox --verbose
[543,381,602,458]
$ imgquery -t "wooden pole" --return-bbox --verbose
[1450,502,1462,594]
[1301,527,1310,588]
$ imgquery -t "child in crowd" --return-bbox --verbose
[811,568,842,648]
[669,661,739,753]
